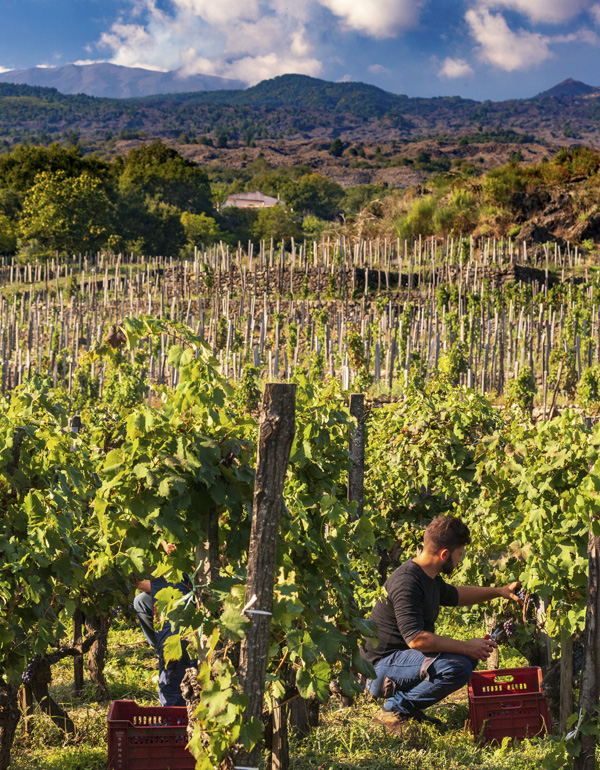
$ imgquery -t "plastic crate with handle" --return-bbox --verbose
[468,667,552,744]
[107,700,195,770]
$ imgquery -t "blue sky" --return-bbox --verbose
[1,0,599,100]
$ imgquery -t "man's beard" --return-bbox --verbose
[441,555,455,575]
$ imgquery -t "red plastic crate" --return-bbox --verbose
[107,700,195,770]
[468,667,552,744]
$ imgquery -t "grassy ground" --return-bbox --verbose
[9,615,557,770]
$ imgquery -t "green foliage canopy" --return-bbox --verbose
[19,170,114,254]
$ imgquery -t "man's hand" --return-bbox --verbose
[496,581,521,602]
[464,637,498,661]
[160,541,176,555]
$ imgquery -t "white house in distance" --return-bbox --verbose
[222,191,285,209]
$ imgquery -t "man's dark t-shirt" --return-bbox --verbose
[362,559,459,664]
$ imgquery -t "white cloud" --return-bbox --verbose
[552,28,600,45]
[172,0,261,26]
[98,0,325,84]
[97,0,427,84]
[369,63,392,75]
[593,3,600,24]
[481,0,593,25]
[439,57,474,78]
[465,7,552,71]
[319,0,424,38]
[0,67,13,73]
[73,59,109,67]
[183,52,323,83]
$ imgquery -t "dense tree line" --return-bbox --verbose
[0,141,386,256]
[0,141,215,256]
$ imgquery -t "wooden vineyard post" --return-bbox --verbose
[574,522,600,770]
[559,630,573,734]
[484,614,499,670]
[270,696,289,770]
[0,683,22,770]
[335,392,367,710]
[238,383,296,767]
[547,360,563,421]
[348,393,365,519]
[18,685,35,734]
[73,607,84,696]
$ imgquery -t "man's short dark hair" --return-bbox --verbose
[423,516,471,554]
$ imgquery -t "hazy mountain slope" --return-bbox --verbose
[0,63,243,98]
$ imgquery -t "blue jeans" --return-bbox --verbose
[133,592,158,652]
[133,581,194,707]
[368,649,478,718]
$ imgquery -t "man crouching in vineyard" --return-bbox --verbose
[361,515,521,735]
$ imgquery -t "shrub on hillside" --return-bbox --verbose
[506,366,536,412]
[577,365,600,410]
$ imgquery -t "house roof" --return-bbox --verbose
[222,190,284,208]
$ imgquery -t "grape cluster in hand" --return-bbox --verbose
[21,659,36,685]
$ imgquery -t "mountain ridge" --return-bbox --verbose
[536,78,598,99]
[0,63,592,105]
[1,73,600,172]
[0,62,243,98]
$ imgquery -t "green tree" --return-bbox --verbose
[252,205,301,243]
[340,184,387,216]
[0,143,109,194]
[302,214,330,241]
[0,212,16,253]
[285,173,344,220]
[119,141,212,214]
[329,138,344,157]
[119,198,186,256]
[181,211,223,247]
[19,170,113,254]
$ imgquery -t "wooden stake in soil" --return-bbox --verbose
[574,523,600,770]
[238,383,296,766]
[348,393,365,519]
[559,630,573,734]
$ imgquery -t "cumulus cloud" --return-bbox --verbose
[99,0,326,84]
[172,0,261,26]
[182,51,322,83]
[100,21,172,70]
[591,3,600,24]
[96,0,429,84]
[439,57,474,78]
[319,0,424,38]
[0,67,13,73]
[481,0,594,25]
[465,7,552,71]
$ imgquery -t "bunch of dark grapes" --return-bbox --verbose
[503,619,517,638]
[517,590,539,624]
[21,658,36,685]
[573,642,584,676]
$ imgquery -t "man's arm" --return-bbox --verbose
[409,630,496,660]
[456,582,520,607]
[135,578,151,593]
